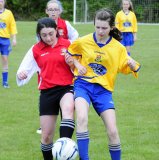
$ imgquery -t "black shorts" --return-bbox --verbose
[39,85,73,116]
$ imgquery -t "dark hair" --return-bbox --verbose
[94,8,122,41]
[36,17,57,40]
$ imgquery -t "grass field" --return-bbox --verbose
[0,21,159,160]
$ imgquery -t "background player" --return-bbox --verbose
[46,0,79,43]
[0,0,17,88]
[115,0,137,56]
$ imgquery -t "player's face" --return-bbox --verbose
[95,19,112,40]
[122,0,130,11]
[0,0,5,9]
[40,27,57,46]
[46,3,60,21]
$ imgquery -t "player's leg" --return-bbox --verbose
[40,115,57,160]
[60,89,75,138]
[1,55,9,88]
[125,32,134,56]
[1,40,11,88]
[101,109,121,160]
[75,97,89,160]
[39,87,60,160]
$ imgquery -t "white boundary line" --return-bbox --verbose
[138,23,159,25]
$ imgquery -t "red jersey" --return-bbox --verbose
[57,18,68,39]
[33,38,73,90]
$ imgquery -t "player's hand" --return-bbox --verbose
[133,33,137,42]
[17,71,28,80]
[128,59,136,71]
[77,64,87,76]
[12,38,17,46]
[65,53,74,66]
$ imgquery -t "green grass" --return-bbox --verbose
[0,22,159,160]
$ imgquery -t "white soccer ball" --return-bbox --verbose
[52,137,78,160]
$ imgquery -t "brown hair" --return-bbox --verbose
[94,8,122,41]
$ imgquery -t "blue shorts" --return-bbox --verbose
[74,79,114,115]
[0,37,11,55]
[121,32,134,46]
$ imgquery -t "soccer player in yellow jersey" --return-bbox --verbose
[115,0,137,56]
[0,0,17,88]
[66,8,140,160]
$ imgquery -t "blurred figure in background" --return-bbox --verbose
[0,0,17,88]
[46,0,79,43]
[115,0,137,56]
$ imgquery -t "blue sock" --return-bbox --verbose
[76,131,89,160]
[2,72,8,84]
[109,144,121,160]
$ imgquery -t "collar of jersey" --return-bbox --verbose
[93,32,112,48]
[36,38,63,50]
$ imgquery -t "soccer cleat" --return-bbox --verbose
[36,127,42,134]
[3,82,10,88]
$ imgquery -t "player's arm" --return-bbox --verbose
[119,47,140,77]
[16,46,40,86]
[9,11,17,46]
[127,58,140,72]
[11,34,17,46]
[66,21,79,43]
[65,52,75,71]
[115,13,120,30]
[65,52,86,76]
[132,13,137,42]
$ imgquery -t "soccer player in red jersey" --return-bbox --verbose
[36,0,79,135]
[16,17,75,160]
[46,0,79,43]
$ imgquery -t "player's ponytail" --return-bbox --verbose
[110,27,122,41]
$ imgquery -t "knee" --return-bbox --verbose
[41,132,52,144]
[61,104,74,118]
[77,114,88,131]
[107,127,119,142]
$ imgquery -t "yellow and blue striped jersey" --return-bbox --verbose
[0,9,17,38]
[68,33,140,92]
[115,10,137,33]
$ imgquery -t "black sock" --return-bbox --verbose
[41,143,53,160]
[60,119,75,138]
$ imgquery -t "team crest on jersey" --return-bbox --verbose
[0,20,6,29]
[58,29,64,36]
[61,48,67,55]
[89,63,107,75]
[95,55,102,62]
[123,21,131,27]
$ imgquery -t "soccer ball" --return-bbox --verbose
[52,137,78,160]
